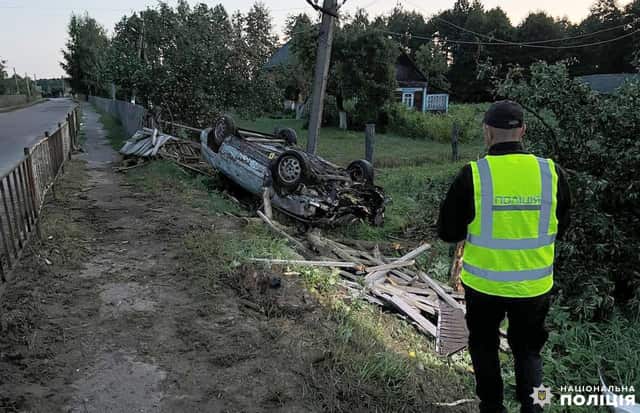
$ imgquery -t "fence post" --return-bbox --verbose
[451,121,460,162]
[23,148,41,239]
[365,123,375,165]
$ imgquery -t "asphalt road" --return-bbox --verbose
[0,98,76,176]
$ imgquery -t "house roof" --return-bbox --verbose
[577,73,640,94]
[264,43,293,70]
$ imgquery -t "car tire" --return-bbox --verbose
[202,127,223,152]
[214,115,236,142]
[277,128,298,146]
[272,150,309,192]
[347,160,375,185]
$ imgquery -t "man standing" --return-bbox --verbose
[437,101,571,413]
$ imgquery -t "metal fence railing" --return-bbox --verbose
[0,106,81,281]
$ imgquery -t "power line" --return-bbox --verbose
[431,14,638,46]
[379,28,640,49]
[401,0,639,47]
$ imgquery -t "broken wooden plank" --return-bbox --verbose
[365,260,415,273]
[365,243,431,286]
[256,211,314,258]
[417,271,464,310]
[250,258,360,269]
[387,294,437,337]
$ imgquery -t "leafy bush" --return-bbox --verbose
[495,62,640,320]
[387,102,485,143]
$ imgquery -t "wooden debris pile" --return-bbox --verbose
[117,128,213,176]
[254,212,471,356]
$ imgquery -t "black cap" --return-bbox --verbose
[484,100,524,129]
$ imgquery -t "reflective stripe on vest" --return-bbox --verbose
[462,262,553,282]
[467,157,555,251]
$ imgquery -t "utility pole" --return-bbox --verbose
[24,73,31,98]
[306,0,338,154]
[60,77,65,97]
[13,67,19,94]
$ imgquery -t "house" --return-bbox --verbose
[577,73,640,94]
[393,52,448,113]
[264,42,449,113]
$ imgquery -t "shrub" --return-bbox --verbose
[495,62,640,320]
[386,102,485,143]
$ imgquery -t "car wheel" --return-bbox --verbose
[272,150,309,192]
[277,128,298,146]
[201,127,223,152]
[214,115,236,142]
[347,160,375,185]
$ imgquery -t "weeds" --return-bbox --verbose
[96,109,128,150]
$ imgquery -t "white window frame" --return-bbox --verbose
[402,92,414,109]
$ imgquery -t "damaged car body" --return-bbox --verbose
[200,116,386,226]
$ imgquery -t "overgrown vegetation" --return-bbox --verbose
[387,102,487,143]
[493,62,640,321]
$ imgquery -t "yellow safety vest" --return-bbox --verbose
[461,154,559,298]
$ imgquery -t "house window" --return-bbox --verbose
[402,92,414,109]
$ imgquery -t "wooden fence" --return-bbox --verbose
[0,106,81,281]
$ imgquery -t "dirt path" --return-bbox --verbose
[0,104,332,412]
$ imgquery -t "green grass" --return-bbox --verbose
[125,160,244,216]
[97,108,128,150]
[237,117,485,168]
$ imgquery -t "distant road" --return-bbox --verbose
[0,98,76,176]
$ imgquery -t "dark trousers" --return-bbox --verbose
[463,284,551,413]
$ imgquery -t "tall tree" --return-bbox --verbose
[415,41,449,92]
[0,57,6,94]
[333,13,399,127]
[576,0,627,74]
[61,13,109,95]
[383,5,434,56]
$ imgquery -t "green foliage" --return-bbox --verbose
[68,2,280,124]
[61,13,109,95]
[0,57,6,93]
[495,62,640,320]
[333,24,399,126]
[415,42,450,92]
[542,307,640,393]
[386,102,486,143]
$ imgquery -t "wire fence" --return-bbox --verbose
[0,106,81,281]
[89,96,146,138]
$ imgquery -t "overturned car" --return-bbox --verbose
[200,116,386,226]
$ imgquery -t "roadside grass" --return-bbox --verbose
[125,160,244,216]
[96,109,128,150]
[236,117,485,168]
[180,220,476,411]
[39,158,91,268]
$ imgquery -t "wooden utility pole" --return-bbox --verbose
[24,73,31,98]
[306,0,338,154]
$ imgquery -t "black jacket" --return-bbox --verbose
[437,142,571,243]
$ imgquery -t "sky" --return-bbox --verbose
[0,0,633,78]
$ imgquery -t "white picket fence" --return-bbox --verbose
[425,94,449,113]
